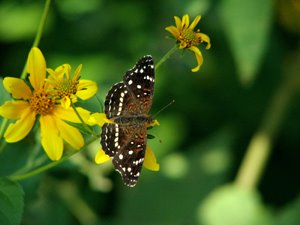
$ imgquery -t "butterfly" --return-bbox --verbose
[101,55,155,187]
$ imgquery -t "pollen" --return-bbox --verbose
[54,80,79,99]
[56,80,78,98]
[29,89,55,115]
[179,29,202,48]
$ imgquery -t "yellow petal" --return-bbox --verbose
[165,26,180,38]
[61,96,71,109]
[143,145,159,171]
[0,101,30,119]
[189,15,201,30]
[182,14,190,28]
[179,42,188,49]
[73,64,82,81]
[3,77,32,99]
[189,46,204,72]
[55,117,84,150]
[95,149,111,164]
[89,112,113,127]
[148,119,160,128]
[40,115,63,161]
[174,16,182,29]
[27,47,46,90]
[76,80,98,100]
[64,64,72,79]
[54,106,91,124]
[47,65,66,79]
[4,107,36,142]
[199,33,211,49]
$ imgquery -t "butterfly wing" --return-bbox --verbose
[101,55,155,187]
[104,55,155,119]
[112,124,147,187]
[123,55,155,115]
[101,123,126,157]
[104,82,133,119]
[101,123,147,187]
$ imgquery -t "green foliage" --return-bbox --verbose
[219,0,273,85]
[0,178,24,225]
[0,0,299,225]
[0,2,45,42]
[0,78,10,104]
[199,184,273,225]
[276,195,300,225]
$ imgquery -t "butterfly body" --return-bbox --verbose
[101,55,155,187]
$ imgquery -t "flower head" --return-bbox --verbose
[166,14,211,72]
[0,47,92,160]
[47,64,97,108]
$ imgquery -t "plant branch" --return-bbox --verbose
[20,0,51,80]
[235,54,300,190]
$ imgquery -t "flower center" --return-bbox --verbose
[179,29,202,48]
[29,89,55,115]
[55,80,79,99]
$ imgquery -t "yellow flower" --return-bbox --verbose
[90,112,160,171]
[0,47,91,161]
[47,63,97,108]
[165,14,211,72]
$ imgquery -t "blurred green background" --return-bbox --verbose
[0,0,300,225]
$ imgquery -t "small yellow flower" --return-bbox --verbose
[47,64,97,108]
[166,14,211,72]
[91,112,160,171]
[0,47,91,161]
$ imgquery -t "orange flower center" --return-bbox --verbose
[29,89,55,115]
[179,29,202,48]
[54,80,79,99]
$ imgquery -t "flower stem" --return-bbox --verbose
[0,118,8,153]
[155,45,178,71]
[235,58,300,190]
[20,0,51,80]
[0,118,7,140]
[9,136,98,181]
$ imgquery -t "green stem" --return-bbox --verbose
[235,59,300,190]
[155,45,178,71]
[0,119,8,154]
[9,136,98,181]
[0,0,51,154]
[20,0,51,80]
[0,118,8,147]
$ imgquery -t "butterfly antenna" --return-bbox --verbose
[152,100,175,119]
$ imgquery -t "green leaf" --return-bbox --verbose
[63,120,93,135]
[219,0,273,85]
[198,184,273,225]
[0,78,10,104]
[0,2,45,42]
[276,195,300,225]
[0,178,24,225]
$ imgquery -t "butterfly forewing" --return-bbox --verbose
[104,82,133,118]
[124,55,155,114]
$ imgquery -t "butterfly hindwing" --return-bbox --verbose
[112,124,147,187]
